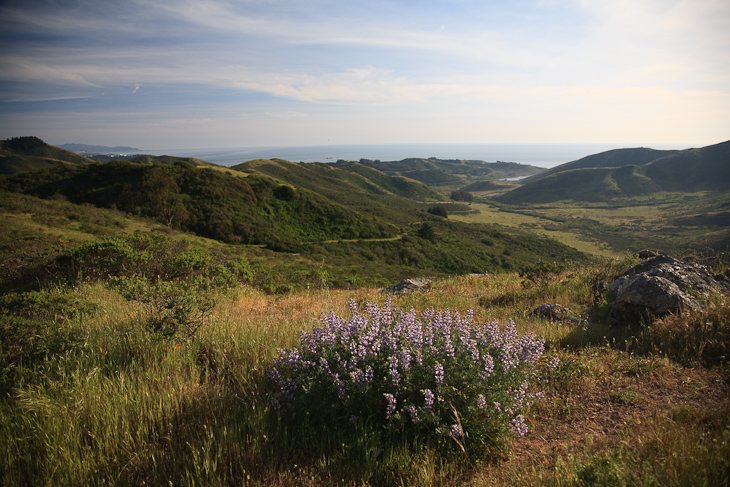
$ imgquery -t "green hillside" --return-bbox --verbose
[130,154,220,167]
[497,140,729,204]
[523,147,679,184]
[645,140,730,192]
[0,160,394,250]
[334,157,544,187]
[0,136,93,174]
[231,158,444,209]
[496,165,661,204]
[0,158,589,288]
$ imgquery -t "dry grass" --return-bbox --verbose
[2,270,729,486]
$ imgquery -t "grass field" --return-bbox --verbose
[449,203,618,258]
[450,190,730,258]
[2,261,729,486]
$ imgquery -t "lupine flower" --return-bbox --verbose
[388,355,401,386]
[547,356,561,371]
[477,394,487,409]
[422,389,434,410]
[448,425,463,438]
[268,299,549,447]
[434,362,445,384]
[510,415,528,436]
[384,393,396,419]
[407,405,419,422]
[480,354,494,380]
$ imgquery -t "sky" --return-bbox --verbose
[1,0,728,151]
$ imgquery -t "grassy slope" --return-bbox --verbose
[522,147,679,184]
[0,137,94,175]
[497,140,729,205]
[1,257,728,486]
[232,158,444,207]
[130,154,221,167]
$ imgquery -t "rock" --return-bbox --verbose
[383,278,432,295]
[608,253,730,324]
[637,249,659,259]
[533,303,570,321]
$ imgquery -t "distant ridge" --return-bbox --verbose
[130,154,219,167]
[522,147,680,184]
[496,140,729,204]
[59,143,142,154]
[0,136,93,174]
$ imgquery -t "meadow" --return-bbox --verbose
[2,254,729,486]
[450,190,730,259]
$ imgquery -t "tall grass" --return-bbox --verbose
[1,261,729,486]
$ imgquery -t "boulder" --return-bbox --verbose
[533,303,570,321]
[609,254,730,324]
[383,278,432,295]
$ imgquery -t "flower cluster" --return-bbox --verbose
[269,298,554,451]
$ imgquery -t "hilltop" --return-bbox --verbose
[496,140,729,204]
[58,143,142,154]
[0,136,93,174]
[333,157,544,185]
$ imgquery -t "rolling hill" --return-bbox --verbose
[130,154,221,167]
[231,158,444,210]
[0,136,93,174]
[496,140,729,204]
[334,157,544,185]
[0,138,591,283]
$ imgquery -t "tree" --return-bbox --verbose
[427,206,448,218]
[141,166,189,228]
[417,222,437,241]
[450,190,473,202]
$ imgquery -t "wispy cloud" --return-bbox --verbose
[0,0,727,147]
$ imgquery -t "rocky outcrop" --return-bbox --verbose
[383,278,432,295]
[609,253,730,324]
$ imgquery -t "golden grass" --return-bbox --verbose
[3,271,729,486]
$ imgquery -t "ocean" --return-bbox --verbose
[145,142,691,169]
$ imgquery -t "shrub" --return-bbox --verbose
[112,276,217,340]
[519,260,566,288]
[269,298,555,457]
[427,206,448,218]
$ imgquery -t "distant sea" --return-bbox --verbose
[145,143,692,169]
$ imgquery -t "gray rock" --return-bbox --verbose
[608,254,730,324]
[533,303,570,321]
[383,278,432,295]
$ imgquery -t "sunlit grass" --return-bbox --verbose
[2,264,729,486]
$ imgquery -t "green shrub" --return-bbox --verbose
[112,276,217,340]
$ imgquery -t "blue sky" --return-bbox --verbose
[1,0,728,150]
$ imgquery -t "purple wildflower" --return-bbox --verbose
[434,362,445,384]
[510,414,528,436]
[388,355,401,386]
[546,356,561,371]
[447,425,463,438]
[407,405,419,422]
[479,354,494,380]
[477,394,487,409]
[422,389,434,410]
[384,393,396,420]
